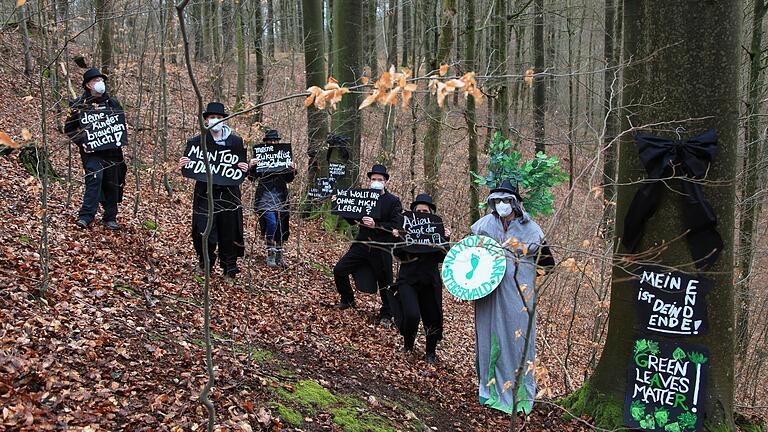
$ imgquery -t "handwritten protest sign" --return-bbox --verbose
[399,211,448,253]
[308,177,336,200]
[80,109,128,152]
[625,338,708,432]
[181,141,247,186]
[251,143,292,173]
[331,188,380,219]
[635,267,711,336]
[329,162,346,179]
[441,235,506,300]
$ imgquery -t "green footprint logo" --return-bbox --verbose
[465,253,480,279]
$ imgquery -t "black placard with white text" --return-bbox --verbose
[308,177,336,200]
[634,266,711,337]
[400,211,448,253]
[251,143,293,173]
[181,141,247,186]
[624,338,708,432]
[80,109,128,152]
[331,188,380,219]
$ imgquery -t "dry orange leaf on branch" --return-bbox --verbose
[358,65,417,112]
[429,72,483,108]
[304,76,349,110]
[0,131,19,149]
[524,68,535,88]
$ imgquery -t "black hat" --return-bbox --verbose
[82,68,107,88]
[490,179,522,200]
[326,133,350,145]
[203,102,228,118]
[264,129,280,141]
[411,193,436,212]
[367,164,390,180]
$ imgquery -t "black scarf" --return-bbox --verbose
[622,129,723,270]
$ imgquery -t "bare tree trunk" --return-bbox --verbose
[423,0,455,202]
[532,0,545,154]
[17,5,33,77]
[95,0,114,74]
[465,0,479,222]
[267,0,276,58]
[736,0,767,358]
[379,0,398,162]
[302,0,330,202]
[365,0,378,72]
[489,0,508,139]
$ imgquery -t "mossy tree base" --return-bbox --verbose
[558,382,624,429]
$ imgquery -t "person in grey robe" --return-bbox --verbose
[470,179,555,414]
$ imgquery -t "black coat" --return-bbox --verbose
[247,165,296,209]
[65,91,125,161]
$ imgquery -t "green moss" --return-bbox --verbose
[276,380,337,413]
[558,383,624,429]
[331,407,396,432]
[142,219,158,230]
[251,348,273,364]
[275,403,304,427]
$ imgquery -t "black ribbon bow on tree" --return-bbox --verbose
[622,129,723,270]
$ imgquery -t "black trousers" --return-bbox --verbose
[333,243,393,317]
[79,155,125,223]
[192,182,244,272]
[393,260,443,352]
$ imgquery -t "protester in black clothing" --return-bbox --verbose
[65,68,127,230]
[178,102,248,278]
[332,164,402,325]
[391,194,451,364]
[248,130,296,268]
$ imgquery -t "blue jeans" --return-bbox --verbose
[262,211,278,243]
[79,156,119,222]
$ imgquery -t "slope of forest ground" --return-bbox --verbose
[1,34,767,430]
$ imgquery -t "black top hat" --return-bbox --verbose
[203,102,228,118]
[263,129,280,141]
[82,68,107,88]
[490,179,522,201]
[367,164,390,180]
[411,193,436,212]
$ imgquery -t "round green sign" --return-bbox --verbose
[441,235,507,300]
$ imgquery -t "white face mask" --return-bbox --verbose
[92,81,106,94]
[496,202,513,218]
[208,118,224,132]
[370,180,385,190]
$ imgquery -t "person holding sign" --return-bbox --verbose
[65,68,128,230]
[248,129,296,268]
[178,102,248,278]
[391,194,451,364]
[332,164,402,325]
[470,180,555,415]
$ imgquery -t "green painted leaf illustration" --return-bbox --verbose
[647,340,660,355]
[677,411,697,429]
[639,414,655,430]
[630,400,646,421]
[688,352,708,365]
[664,422,682,432]
[672,347,686,361]
[635,339,650,354]
[654,407,669,426]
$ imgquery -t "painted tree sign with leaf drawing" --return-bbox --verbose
[625,338,709,432]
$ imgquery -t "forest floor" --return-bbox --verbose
[1,35,767,430]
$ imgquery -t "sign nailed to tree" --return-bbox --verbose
[251,143,293,173]
[400,211,448,253]
[331,188,380,219]
[635,267,711,336]
[625,338,708,432]
[181,141,247,186]
[80,109,128,152]
[329,163,346,178]
[308,177,335,200]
